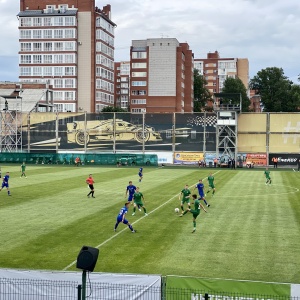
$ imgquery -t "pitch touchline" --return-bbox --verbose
[63,170,221,271]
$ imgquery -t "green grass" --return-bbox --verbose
[0,164,299,284]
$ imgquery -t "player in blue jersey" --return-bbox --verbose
[0,172,11,196]
[138,167,143,182]
[114,202,136,232]
[125,181,137,203]
[193,179,210,207]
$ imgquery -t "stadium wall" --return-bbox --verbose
[1,112,299,165]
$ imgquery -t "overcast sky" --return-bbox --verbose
[0,0,299,83]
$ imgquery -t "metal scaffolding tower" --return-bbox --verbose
[213,93,242,164]
[0,95,23,152]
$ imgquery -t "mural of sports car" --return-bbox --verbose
[67,119,162,145]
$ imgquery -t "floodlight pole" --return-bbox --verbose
[81,270,87,300]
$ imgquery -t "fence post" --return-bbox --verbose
[77,284,82,300]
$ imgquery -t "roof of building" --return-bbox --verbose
[17,10,77,17]
[0,88,48,112]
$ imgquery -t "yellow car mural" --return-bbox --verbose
[67,119,162,145]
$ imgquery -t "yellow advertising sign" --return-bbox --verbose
[174,152,204,164]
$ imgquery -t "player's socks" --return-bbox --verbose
[183,210,188,216]
[128,225,134,231]
[143,207,147,213]
[207,190,210,194]
[192,228,196,233]
[203,199,208,206]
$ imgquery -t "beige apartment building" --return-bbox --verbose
[18,0,116,113]
[126,38,194,113]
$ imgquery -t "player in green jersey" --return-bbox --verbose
[264,168,272,185]
[179,184,191,212]
[132,187,148,216]
[20,162,27,178]
[179,194,207,233]
[206,173,216,196]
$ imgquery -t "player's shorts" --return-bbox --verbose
[209,184,215,189]
[181,198,190,204]
[190,209,200,219]
[89,184,94,190]
[1,182,8,188]
[128,194,134,201]
[199,193,205,199]
[116,216,129,224]
[134,201,143,206]
[138,172,142,177]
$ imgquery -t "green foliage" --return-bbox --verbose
[0,165,299,283]
[221,77,250,112]
[193,69,213,112]
[101,106,128,112]
[250,67,299,112]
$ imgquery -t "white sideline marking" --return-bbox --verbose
[63,170,221,271]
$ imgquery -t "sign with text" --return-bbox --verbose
[174,152,204,165]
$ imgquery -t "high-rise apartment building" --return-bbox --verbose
[114,61,130,110]
[18,0,116,113]
[129,38,194,113]
[194,51,249,94]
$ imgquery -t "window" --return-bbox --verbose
[54,17,63,26]
[65,29,75,38]
[131,108,146,113]
[20,67,31,76]
[20,55,31,64]
[53,92,63,101]
[131,99,146,104]
[33,30,42,39]
[43,66,52,76]
[132,81,147,86]
[33,43,42,51]
[65,79,75,88]
[65,55,74,63]
[65,17,75,26]
[20,18,32,27]
[43,55,52,63]
[33,18,42,27]
[131,90,146,95]
[43,30,52,39]
[44,17,52,26]
[33,66,42,76]
[54,42,63,51]
[132,72,147,77]
[54,29,63,39]
[132,52,147,59]
[65,67,75,75]
[132,62,147,68]
[65,91,75,100]
[20,43,31,51]
[54,54,63,63]
[20,30,31,39]
[65,42,75,51]
[33,55,42,64]
[44,42,52,51]
[54,67,63,76]
[54,79,63,88]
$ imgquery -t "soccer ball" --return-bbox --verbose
[175,208,180,213]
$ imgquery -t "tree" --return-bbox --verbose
[250,67,298,112]
[193,69,212,112]
[221,77,250,112]
[101,106,128,112]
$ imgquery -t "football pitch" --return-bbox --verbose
[0,164,299,284]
